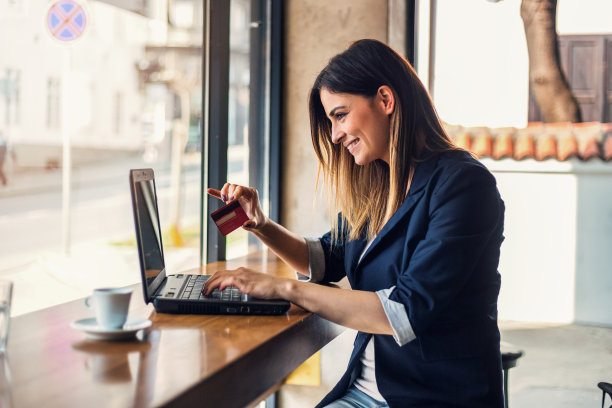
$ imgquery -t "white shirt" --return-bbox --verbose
[299,237,417,402]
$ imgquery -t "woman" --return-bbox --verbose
[203,39,505,407]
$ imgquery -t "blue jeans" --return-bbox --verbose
[323,386,389,408]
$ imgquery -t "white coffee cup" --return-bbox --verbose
[85,288,133,329]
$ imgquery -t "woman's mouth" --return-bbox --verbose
[346,139,360,153]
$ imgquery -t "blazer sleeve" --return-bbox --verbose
[317,214,348,284]
[388,161,504,337]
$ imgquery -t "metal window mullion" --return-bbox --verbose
[247,0,267,251]
[200,0,209,266]
[268,0,282,223]
[204,0,231,263]
[406,0,416,66]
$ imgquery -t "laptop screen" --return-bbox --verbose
[130,168,167,302]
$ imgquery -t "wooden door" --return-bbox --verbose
[529,34,608,123]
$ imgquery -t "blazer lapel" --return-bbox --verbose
[356,153,440,268]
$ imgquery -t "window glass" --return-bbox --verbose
[0,0,203,315]
[226,0,269,259]
[226,0,251,259]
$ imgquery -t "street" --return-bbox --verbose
[0,162,201,263]
[0,157,203,315]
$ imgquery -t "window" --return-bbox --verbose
[0,0,281,315]
[0,0,204,315]
[226,0,252,258]
[204,0,281,262]
[114,91,122,135]
[1,69,20,126]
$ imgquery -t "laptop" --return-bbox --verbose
[129,168,290,315]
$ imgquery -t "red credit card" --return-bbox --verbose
[210,201,250,236]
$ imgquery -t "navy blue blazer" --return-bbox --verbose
[316,150,505,408]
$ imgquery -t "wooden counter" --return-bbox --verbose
[3,250,345,407]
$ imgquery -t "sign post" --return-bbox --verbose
[46,0,88,255]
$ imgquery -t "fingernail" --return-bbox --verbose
[221,194,227,201]
[230,196,234,201]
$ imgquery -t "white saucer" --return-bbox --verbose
[71,317,152,341]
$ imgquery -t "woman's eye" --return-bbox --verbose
[335,112,346,120]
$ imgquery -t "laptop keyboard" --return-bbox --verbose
[180,275,246,301]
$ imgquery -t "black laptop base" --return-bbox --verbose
[153,297,291,315]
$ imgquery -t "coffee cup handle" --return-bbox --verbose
[84,296,93,308]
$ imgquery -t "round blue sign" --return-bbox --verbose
[47,0,87,42]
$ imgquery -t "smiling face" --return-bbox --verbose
[319,86,394,165]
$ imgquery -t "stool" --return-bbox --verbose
[501,341,524,408]
[598,382,612,408]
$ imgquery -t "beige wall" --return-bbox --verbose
[279,0,390,406]
[281,0,389,236]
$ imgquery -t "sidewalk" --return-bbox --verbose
[500,320,612,407]
[2,241,199,317]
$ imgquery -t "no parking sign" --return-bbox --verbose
[46,0,87,42]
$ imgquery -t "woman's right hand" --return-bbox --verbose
[207,184,268,232]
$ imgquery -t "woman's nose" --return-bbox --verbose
[331,125,345,144]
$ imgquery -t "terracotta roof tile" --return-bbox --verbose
[604,133,612,161]
[454,131,471,151]
[514,133,535,160]
[543,121,572,132]
[573,121,601,128]
[444,121,612,162]
[493,133,513,159]
[472,131,492,158]
[535,134,558,160]
[558,135,579,161]
[581,137,601,161]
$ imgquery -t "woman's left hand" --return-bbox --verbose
[202,268,290,300]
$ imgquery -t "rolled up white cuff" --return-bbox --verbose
[295,238,326,282]
[376,286,416,346]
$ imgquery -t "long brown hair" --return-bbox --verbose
[309,39,457,242]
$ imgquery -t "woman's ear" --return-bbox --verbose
[377,85,395,115]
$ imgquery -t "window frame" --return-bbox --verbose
[201,0,282,264]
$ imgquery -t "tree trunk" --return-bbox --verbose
[521,0,582,123]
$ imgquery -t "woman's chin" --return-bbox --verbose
[352,155,373,166]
